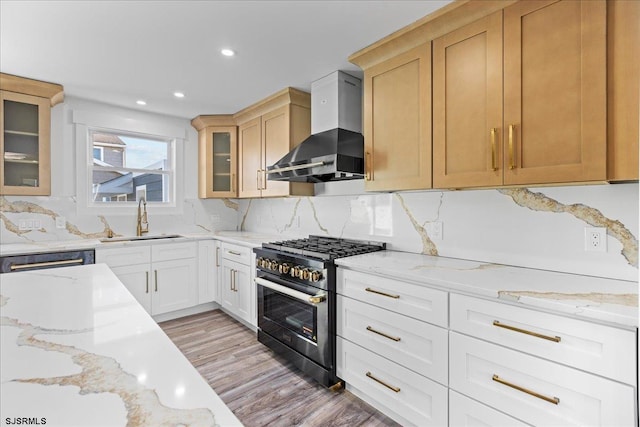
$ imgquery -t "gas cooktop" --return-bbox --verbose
[261,235,385,261]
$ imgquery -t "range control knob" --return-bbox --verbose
[292,266,303,278]
[302,269,311,280]
[270,261,279,271]
[310,270,322,282]
[279,263,291,274]
[256,257,264,268]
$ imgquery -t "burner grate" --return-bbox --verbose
[262,235,385,261]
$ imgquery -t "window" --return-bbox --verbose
[89,129,174,204]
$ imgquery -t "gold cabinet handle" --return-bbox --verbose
[10,258,84,270]
[492,375,559,405]
[366,371,400,393]
[231,173,235,193]
[215,246,220,267]
[508,124,516,170]
[365,151,372,181]
[256,169,262,190]
[490,128,498,171]
[365,287,400,299]
[145,271,149,293]
[230,269,234,291]
[228,250,242,256]
[366,326,401,342]
[154,270,158,292]
[493,320,561,343]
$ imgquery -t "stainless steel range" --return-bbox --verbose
[253,236,385,387]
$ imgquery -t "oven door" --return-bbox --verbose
[255,274,331,369]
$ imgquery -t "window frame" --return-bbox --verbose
[73,109,185,216]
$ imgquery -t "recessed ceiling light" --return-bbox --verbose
[221,48,235,57]
[173,92,185,98]
[136,100,147,105]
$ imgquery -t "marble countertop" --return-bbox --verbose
[336,251,638,329]
[0,264,242,426]
[0,231,287,256]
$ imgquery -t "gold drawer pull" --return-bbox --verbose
[228,250,242,256]
[366,371,400,393]
[365,151,372,181]
[145,271,149,293]
[490,128,498,171]
[493,320,561,343]
[492,374,559,405]
[365,287,400,299]
[366,326,401,342]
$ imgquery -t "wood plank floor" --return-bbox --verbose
[159,309,400,427]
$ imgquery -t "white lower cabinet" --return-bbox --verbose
[449,332,636,427]
[219,242,255,327]
[337,337,448,427]
[96,241,198,316]
[449,390,530,427]
[198,240,220,304]
[336,266,638,427]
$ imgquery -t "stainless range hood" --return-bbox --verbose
[266,71,364,183]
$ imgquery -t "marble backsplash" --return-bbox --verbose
[1,182,638,282]
[236,183,639,282]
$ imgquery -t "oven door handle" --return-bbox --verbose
[255,277,326,305]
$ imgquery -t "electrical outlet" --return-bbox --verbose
[55,216,66,229]
[427,221,443,241]
[585,227,607,252]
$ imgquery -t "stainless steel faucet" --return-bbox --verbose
[136,197,149,236]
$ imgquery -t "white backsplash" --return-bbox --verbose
[236,183,639,282]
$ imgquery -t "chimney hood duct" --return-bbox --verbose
[266,71,364,183]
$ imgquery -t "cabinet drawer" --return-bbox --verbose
[449,390,530,427]
[337,295,448,385]
[337,337,448,427]
[337,268,448,327]
[220,242,251,265]
[96,246,150,267]
[450,293,636,385]
[152,242,196,262]
[450,332,636,427]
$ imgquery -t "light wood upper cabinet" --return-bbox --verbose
[433,12,503,188]
[0,73,63,196]
[607,0,639,181]
[235,88,313,198]
[503,0,606,185]
[363,44,432,191]
[434,0,607,188]
[191,115,237,198]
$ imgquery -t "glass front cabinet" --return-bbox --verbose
[191,115,237,198]
[0,73,63,196]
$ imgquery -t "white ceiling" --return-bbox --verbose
[0,1,451,119]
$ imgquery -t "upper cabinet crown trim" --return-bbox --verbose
[0,73,64,107]
[233,87,310,125]
[349,0,518,70]
[190,114,236,131]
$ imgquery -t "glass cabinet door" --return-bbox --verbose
[1,91,51,195]
[200,125,237,198]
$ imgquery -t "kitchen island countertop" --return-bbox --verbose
[336,251,638,329]
[0,263,242,426]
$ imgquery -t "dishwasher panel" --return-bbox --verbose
[0,250,95,273]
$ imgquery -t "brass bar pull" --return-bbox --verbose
[145,271,149,293]
[154,270,158,292]
[493,320,561,343]
[257,169,261,190]
[308,294,326,304]
[365,287,400,299]
[492,375,559,405]
[231,173,235,193]
[366,371,400,393]
[228,250,242,256]
[366,326,401,342]
[232,269,236,291]
[365,152,372,181]
[490,128,498,171]
[10,258,84,270]
[508,124,516,170]
[215,246,220,267]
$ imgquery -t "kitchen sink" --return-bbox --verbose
[99,234,183,243]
